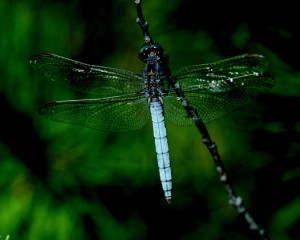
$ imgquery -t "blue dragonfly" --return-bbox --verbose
[30,44,274,204]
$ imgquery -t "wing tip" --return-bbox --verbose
[38,102,59,116]
[245,53,264,58]
[30,52,53,65]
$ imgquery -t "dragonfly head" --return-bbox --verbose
[139,43,168,63]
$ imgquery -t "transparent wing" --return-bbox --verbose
[164,54,275,125]
[30,53,144,97]
[39,93,150,132]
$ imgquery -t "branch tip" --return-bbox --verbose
[135,0,153,44]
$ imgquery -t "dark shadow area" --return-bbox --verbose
[172,1,300,69]
[0,93,48,182]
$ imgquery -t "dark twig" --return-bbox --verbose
[167,76,270,240]
[135,0,153,44]
[134,1,270,239]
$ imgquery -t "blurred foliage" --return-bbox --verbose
[0,0,299,240]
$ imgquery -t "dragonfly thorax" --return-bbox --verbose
[143,59,168,98]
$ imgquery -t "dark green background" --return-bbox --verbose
[0,0,299,239]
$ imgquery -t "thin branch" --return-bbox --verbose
[169,75,270,240]
[135,0,153,44]
[134,1,270,239]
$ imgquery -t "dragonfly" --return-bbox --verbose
[30,44,275,204]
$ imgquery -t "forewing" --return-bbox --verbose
[30,53,144,97]
[164,54,275,125]
[39,93,150,132]
[173,54,271,88]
